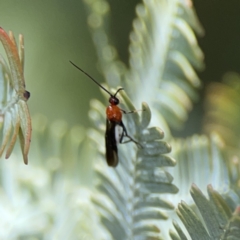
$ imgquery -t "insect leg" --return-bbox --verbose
[120,108,141,114]
[119,121,142,148]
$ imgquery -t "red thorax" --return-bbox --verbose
[106,105,122,123]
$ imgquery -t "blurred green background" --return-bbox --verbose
[0,0,239,135]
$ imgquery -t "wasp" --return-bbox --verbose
[70,61,141,167]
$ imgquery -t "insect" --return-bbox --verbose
[70,61,142,167]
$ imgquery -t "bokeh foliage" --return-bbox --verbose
[0,0,240,239]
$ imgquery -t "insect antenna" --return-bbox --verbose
[70,61,113,97]
[113,88,124,97]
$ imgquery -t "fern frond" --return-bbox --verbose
[89,93,178,239]
[127,0,204,132]
[0,27,31,164]
[167,133,240,239]
[170,184,240,240]
[83,0,204,134]
[170,134,230,204]
[221,206,240,240]
[82,1,206,239]
[0,114,110,239]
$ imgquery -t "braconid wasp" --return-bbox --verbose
[70,61,142,167]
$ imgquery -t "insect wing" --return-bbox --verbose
[105,119,118,167]
[114,124,124,144]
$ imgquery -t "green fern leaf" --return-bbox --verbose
[168,133,240,239]
[126,0,204,132]
[171,184,240,240]
[82,0,207,239]
[0,114,111,239]
[221,207,240,240]
[84,0,204,135]
[170,133,232,203]
[89,93,177,239]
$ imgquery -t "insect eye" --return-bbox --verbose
[109,97,119,105]
[114,98,119,104]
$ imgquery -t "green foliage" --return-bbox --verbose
[84,0,204,136]
[83,0,240,239]
[0,0,239,240]
[90,97,177,239]
[203,72,240,205]
[0,114,110,239]
[171,184,240,240]
[204,72,240,149]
